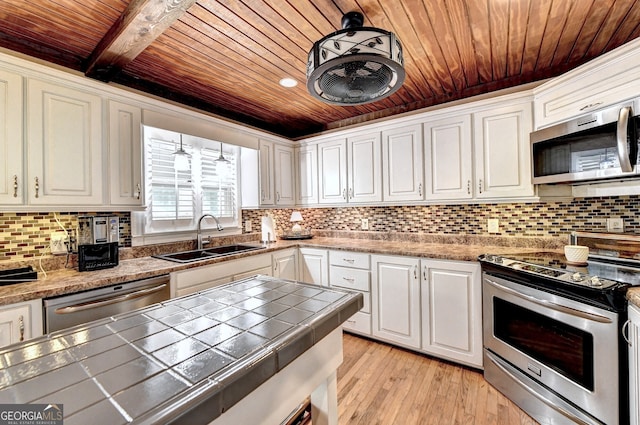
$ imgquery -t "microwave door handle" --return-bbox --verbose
[484,277,612,323]
[54,284,167,314]
[616,106,634,172]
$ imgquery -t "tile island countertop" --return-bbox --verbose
[0,275,363,425]
[0,234,565,306]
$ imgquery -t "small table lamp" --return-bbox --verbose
[290,211,304,234]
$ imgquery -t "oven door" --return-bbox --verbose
[483,273,620,425]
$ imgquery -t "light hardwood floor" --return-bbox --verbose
[337,333,538,425]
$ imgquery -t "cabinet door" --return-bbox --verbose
[0,299,42,348]
[421,259,482,367]
[372,255,421,349]
[296,145,318,205]
[274,143,295,205]
[109,100,143,206]
[347,132,382,203]
[0,69,23,205]
[273,249,298,280]
[27,79,103,205]
[629,304,640,425]
[299,248,328,286]
[259,139,275,205]
[424,115,473,200]
[382,124,424,202]
[318,139,347,204]
[473,102,534,199]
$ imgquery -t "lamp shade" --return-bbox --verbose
[290,211,303,222]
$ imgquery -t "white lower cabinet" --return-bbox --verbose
[420,259,482,367]
[371,255,421,349]
[0,299,43,348]
[628,303,640,425]
[299,248,328,286]
[272,248,298,280]
[171,253,272,297]
[329,250,371,336]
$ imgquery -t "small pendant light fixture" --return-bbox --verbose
[173,134,190,171]
[307,11,405,105]
[215,142,230,163]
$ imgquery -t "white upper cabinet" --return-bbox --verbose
[382,124,424,202]
[109,100,143,207]
[258,139,275,205]
[347,131,382,203]
[318,138,348,204]
[295,144,318,205]
[27,78,103,205]
[0,69,23,205]
[274,143,295,206]
[473,100,534,199]
[534,38,640,129]
[424,115,473,200]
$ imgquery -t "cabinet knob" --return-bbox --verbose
[34,177,39,198]
[13,175,18,198]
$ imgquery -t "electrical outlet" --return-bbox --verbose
[245,220,252,232]
[361,218,369,230]
[487,219,499,233]
[50,231,69,255]
[607,217,624,232]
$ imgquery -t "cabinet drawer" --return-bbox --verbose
[329,251,370,269]
[330,266,370,292]
[342,311,371,335]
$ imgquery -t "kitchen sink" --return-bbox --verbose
[153,244,265,263]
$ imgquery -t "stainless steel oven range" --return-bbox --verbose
[479,232,640,425]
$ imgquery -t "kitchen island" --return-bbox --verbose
[0,275,363,425]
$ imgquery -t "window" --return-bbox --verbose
[142,126,240,235]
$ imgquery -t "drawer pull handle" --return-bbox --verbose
[34,176,39,198]
[342,277,355,282]
[13,175,18,197]
[343,258,355,263]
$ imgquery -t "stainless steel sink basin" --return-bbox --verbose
[153,244,265,263]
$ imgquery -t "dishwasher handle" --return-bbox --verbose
[54,283,167,314]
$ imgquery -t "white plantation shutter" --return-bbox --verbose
[143,127,240,234]
[201,147,237,219]
[147,138,195,221]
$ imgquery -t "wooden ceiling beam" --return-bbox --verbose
[84,0,196,81]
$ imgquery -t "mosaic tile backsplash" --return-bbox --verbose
[1,195,638,261]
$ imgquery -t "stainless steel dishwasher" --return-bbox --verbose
[44,274,170,333]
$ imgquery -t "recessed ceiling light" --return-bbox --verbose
[279,77,298,88]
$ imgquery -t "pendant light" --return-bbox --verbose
[173,134,190,171]
[216,142,230,163]
[307,11,405,105]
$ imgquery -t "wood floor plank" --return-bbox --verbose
[338,333,538,425]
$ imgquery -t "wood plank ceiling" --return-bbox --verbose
[0,0,639,138]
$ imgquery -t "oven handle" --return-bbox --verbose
[484,277,612,323]
[54,284,167,314]
[485,351,595,425]
[616,106,634,172]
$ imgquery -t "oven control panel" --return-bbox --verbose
[480,254,619,290]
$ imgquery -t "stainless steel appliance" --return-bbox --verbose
[531,101,639,184]
[77,215,120,245]
[479,232,640,425]
[43,274,170,333]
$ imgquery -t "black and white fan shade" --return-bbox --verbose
[306,12,405,106]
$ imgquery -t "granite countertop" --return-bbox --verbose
[0,236,562,306]
[0,275,363,424]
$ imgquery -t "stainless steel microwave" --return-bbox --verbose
[530,102,639,184]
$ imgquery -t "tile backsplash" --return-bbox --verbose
[242,195,640,238]
[1,195,638,261]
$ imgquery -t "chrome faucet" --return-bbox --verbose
[197,214,223,249]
